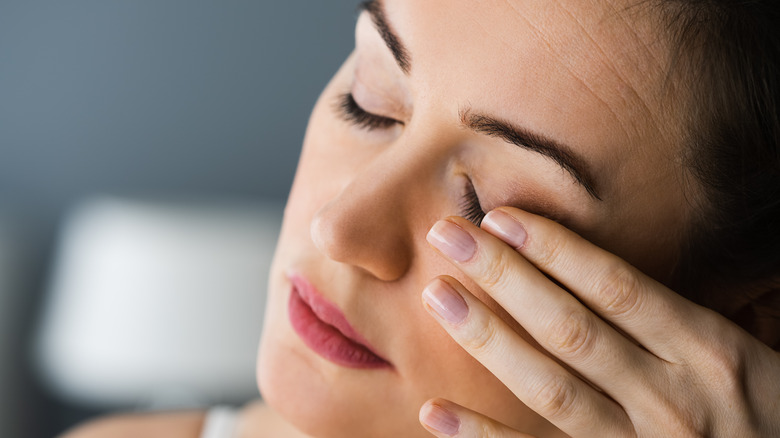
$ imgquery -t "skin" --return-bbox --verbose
[256,0,776,437]
[420,209,780,436]
[62,0,780,437]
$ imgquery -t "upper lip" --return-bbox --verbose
[287,272,390,363]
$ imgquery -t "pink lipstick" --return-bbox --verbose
[287,273,391,369]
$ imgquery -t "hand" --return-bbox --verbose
[419,207,780,437]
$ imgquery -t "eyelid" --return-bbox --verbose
[352,74,408,121]
[336,92,400,131]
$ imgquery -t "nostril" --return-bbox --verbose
[309,201,411,282]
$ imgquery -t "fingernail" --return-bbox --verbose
[482,210,527,249]
[423,280,469,325]
[421,403,461,436]
[427,220,476,262]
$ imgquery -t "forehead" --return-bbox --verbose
[383,0,681,193]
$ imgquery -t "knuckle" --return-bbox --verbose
[709,346,742,381]
[478,419,516,438]
[478,420,503,438]
[675,311,746,389]
[463,314,501,356]
[479,248,512,291]
[536,232,569,269]
[594,262,641,318]
[650,403,709,437]
[698,333,745,395]
[647,394,710,438]
[549,309,597,359]
[530,374,579,421]
[478,422,493,438]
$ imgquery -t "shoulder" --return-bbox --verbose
[59,409,207,438]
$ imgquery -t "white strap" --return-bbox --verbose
[200,406,241,438]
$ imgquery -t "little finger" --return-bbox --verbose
[420,398,537,438]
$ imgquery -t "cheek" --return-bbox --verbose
[391,251,537,421]
[265,67,550,431]
[407,310,545,431]
[281,100,351,233]
[288,95,370,210]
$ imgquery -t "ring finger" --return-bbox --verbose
[427,217,660,408]
[422,276,635,437]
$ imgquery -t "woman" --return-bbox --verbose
[66,0,780,437]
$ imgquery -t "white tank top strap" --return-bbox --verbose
[199,405,242,438]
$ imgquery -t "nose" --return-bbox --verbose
[310,153,422,282]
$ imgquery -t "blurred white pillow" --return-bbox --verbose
[35,197,283,410]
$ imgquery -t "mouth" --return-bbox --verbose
[287,273,392,370]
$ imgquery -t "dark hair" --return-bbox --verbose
[654,1,780,348]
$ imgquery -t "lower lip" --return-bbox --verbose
[288,283,391,369]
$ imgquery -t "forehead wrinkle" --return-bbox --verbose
[499,0,548,51]
[607,2,687,149]
[600,0,678,143]
[551,0,653,141]
[603,0,665,68]
[551,0,666,138]
[498,0,631,140]
[463,8,516,54]
[504,0,669,144]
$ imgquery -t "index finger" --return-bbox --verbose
[481,206,706,359]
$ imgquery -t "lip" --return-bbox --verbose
[287,273,392,369]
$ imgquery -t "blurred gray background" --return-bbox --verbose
[0,1,360,436]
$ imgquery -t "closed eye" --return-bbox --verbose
[335,92,403,131]
[460,181,485,226]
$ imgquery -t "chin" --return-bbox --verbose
[257,341,340,438]
[257,317,432,438]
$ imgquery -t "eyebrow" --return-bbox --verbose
[359,0,411,74]
[461,110,602,200]
[359,0,601,201]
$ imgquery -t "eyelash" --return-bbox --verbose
[334,91,486,226]
[336,92,402,131]
[461,182,486,226]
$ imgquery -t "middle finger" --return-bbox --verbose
[427,216,659,405]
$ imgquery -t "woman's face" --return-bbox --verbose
[258,0,690,436]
